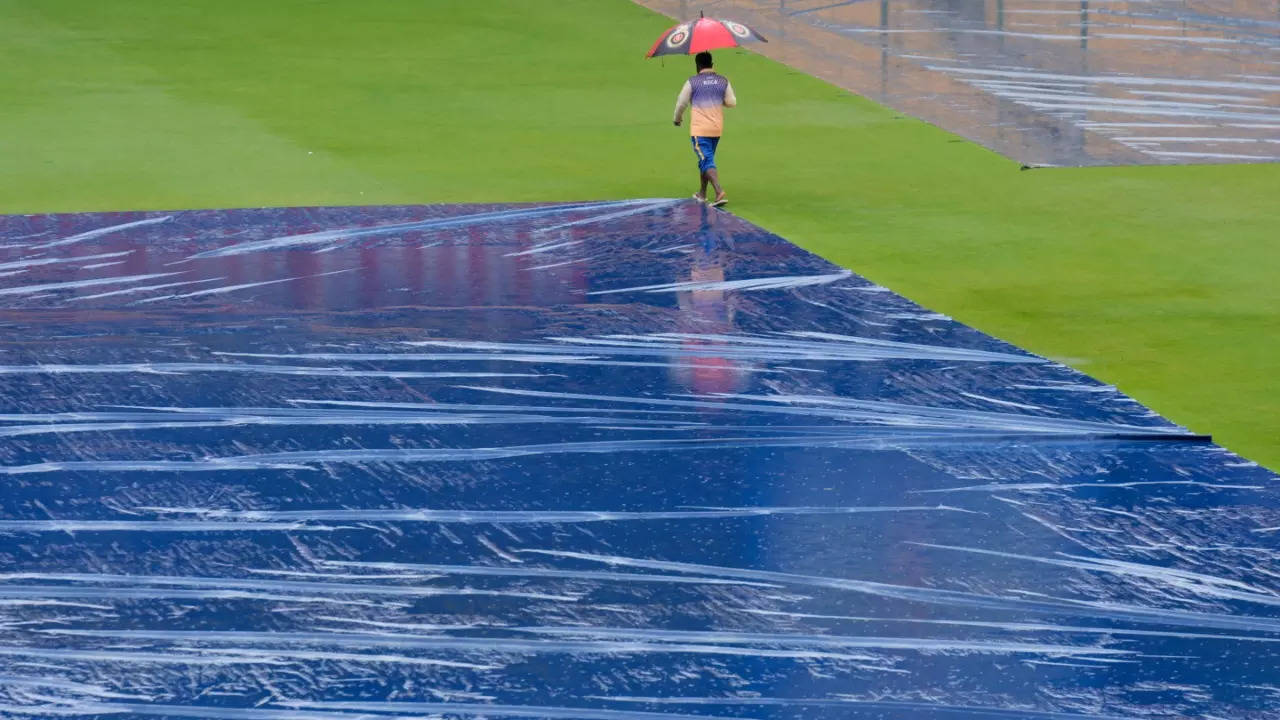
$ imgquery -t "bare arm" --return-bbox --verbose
[723,81,737,108]
[673,81,692,125]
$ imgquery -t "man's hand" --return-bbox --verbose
[673,118,682,127]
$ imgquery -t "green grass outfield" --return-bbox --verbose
[2,0,1276,467]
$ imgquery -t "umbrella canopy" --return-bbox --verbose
[645,15,768,58]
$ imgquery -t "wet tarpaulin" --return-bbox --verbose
[0,200,1277,718]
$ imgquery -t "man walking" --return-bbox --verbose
[673,51,736,207]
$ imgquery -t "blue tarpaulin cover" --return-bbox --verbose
[0,200,1276,718]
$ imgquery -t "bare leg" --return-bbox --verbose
[706,169,726,204]
[698,171,710,201]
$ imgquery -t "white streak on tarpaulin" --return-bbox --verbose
[512,626,1133,657]
[0,520,351,533]
[566,330,1033,362]
[72,276,227,301]
[527,258,588,270]
[910,543,1280,605]
[0,428,1200,475]
[186,200,672,259]
[587,270,853,295]
[0,408,1211,475]
[0,406,702,424]
[0,506,963,534]
[0,272,179,297]
[716,391,1182,433]
[0,674,151,700]
[1012,383,1115,393]
[519,549,1280,634]
[0,250,132,273]
[0,363,543,379]
[0,436,857,474]
[0,700,744,720]
[504,239,582,257]
[217,350,784,372]
[0,587,372,607]
[133,504,967,524]
[31,215,172,249]
[290,398,695,415]
[39,628,883,663]
[457,385,1183,435]
[218,351,606,363]
[0,646,490,670]
[38,626,1133,661]
[0,574,577,602]
[961,391,1047,411]
[134,268,356,303]
[536,198,684,232]
[0,413,700,438]
[405,331,1039,363]
[581,696,1137,720]
[737,609,1280,644]
[916,480,1263,494]
[318,559,775,586]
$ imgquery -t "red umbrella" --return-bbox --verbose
[645,13,768,58]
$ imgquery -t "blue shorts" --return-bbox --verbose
[691,136,720,173]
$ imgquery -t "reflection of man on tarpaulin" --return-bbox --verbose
[669,206,750,395]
